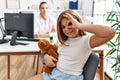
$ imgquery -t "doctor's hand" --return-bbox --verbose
[44,54,57,67]
[34,33,49,38]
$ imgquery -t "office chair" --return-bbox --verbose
[34,52,99,80]
[82,53,99,80]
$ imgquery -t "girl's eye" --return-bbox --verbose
[68,22,72,26]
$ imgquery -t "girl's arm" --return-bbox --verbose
[44,54,57,67]
[78,24,115,48]
[64,13,115,48]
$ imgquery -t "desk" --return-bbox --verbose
[0,40,106,80]
[0,41,40,80]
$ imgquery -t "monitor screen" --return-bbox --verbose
[4,13,34,45]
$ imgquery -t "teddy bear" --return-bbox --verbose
[38,39,58,73]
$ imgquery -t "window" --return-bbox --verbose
[93,0,119,79]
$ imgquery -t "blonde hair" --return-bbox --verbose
[57,9,86,45]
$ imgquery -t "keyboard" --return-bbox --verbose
[16,38,40,42]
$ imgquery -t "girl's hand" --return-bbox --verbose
[44,54,57,67]
[63,13,80,29]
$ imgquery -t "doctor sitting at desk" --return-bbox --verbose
[34,1,56,38]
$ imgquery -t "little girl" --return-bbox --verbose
[28,9,115,80]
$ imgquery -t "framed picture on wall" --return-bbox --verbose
[6,0,20,9]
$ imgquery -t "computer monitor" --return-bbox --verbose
[4,13,34,46]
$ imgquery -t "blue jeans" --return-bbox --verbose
[42,68,84,80]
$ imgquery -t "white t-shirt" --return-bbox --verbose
[34,14,56,34]
[56,35,92,75]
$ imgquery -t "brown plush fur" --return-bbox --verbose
[38,39,58,73]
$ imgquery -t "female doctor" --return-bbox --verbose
[34,1,56,38]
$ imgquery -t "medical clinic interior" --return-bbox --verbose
[0,0,119,80]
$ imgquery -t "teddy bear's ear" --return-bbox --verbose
[38,40,46,48]
[39,40,46,46]
[38,39,51,50]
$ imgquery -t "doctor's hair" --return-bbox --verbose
[39,1,48,9]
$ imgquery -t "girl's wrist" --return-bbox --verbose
[76,22,82,30]
[44,54,49,59]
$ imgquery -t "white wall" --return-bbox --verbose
[0,0,94,18]
[0,0,93,38]
[0,0,6,18]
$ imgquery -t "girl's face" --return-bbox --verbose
[61,18,79,38]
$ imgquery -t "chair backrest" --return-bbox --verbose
[82,53,99,80]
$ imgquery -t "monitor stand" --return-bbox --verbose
[10,31,28,46]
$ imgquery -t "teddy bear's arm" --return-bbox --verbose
[47,49,58,60]
[43,66,53,73]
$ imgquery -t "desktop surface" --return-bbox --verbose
[0,40,39,53]
[0,35,58,53]
[16,38,40,42]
